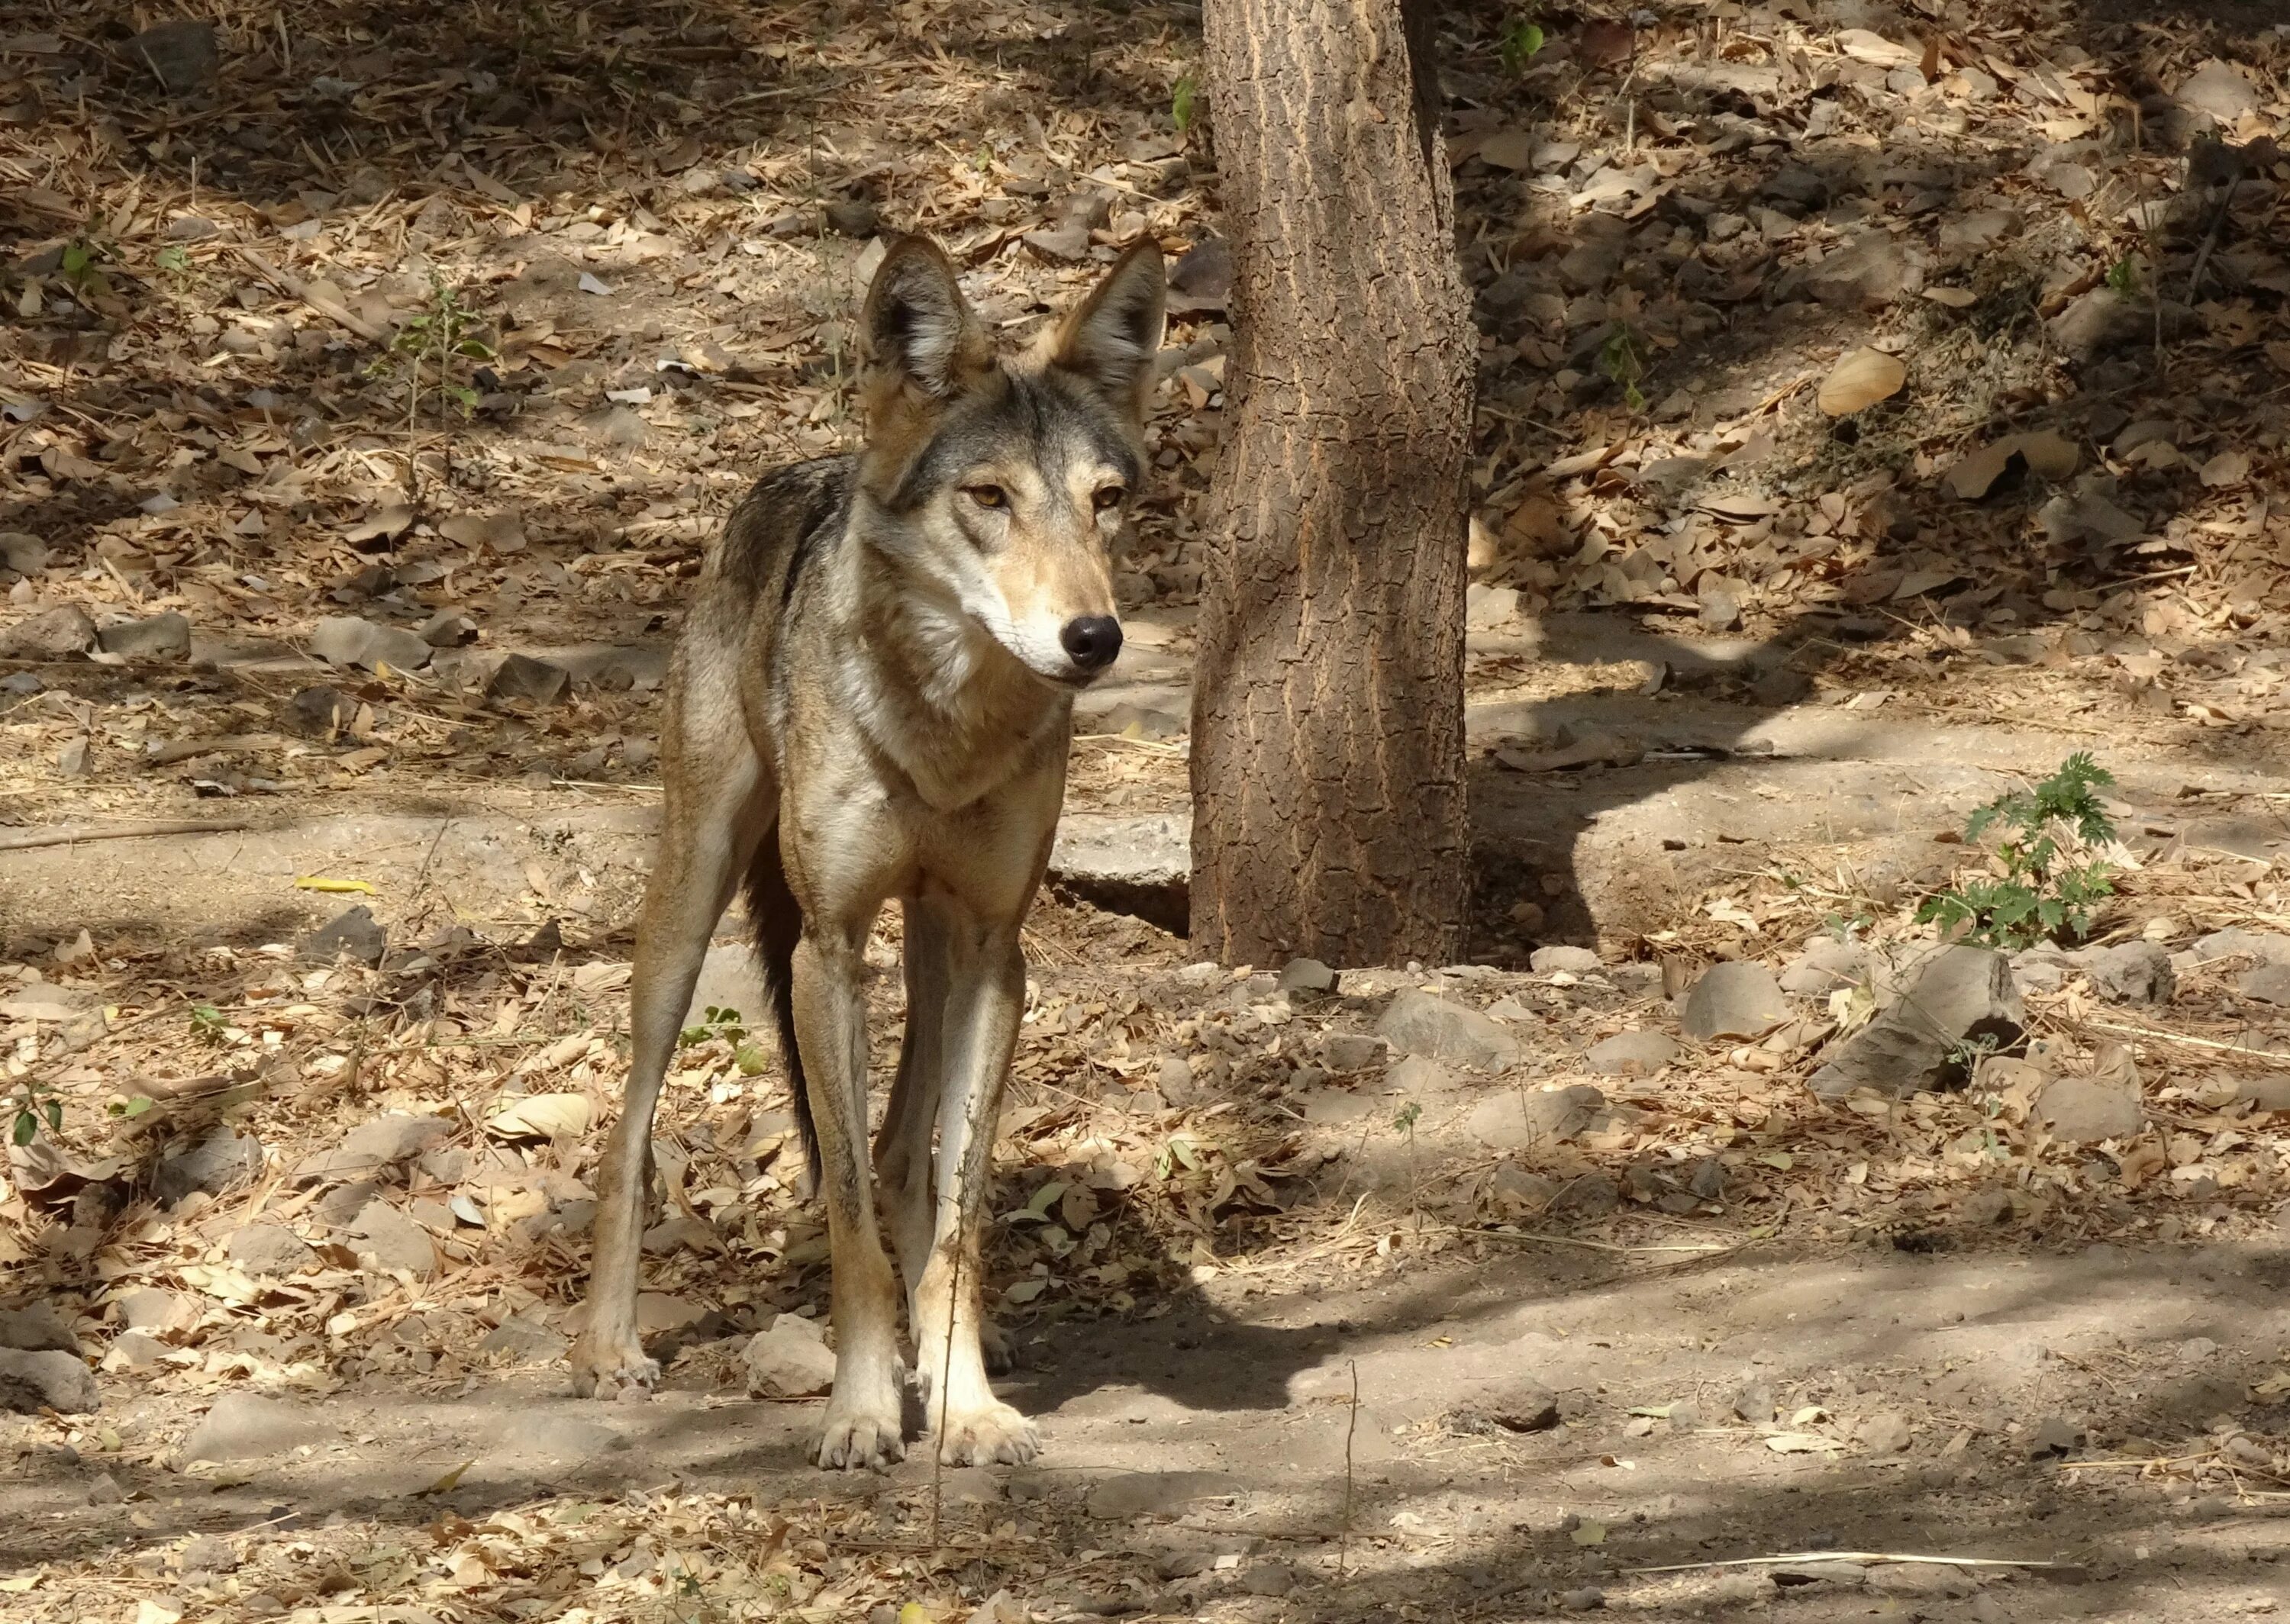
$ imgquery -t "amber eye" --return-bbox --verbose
[1092,485,1126,511]
[965,485,1007,509]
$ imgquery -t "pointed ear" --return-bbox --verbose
[859,234,992,403]
[1050,240,1166,420]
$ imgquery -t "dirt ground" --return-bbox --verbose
[9,0,2290,1620]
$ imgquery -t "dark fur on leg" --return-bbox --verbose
[742,833,820,1195]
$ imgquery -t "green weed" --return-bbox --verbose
[1916,753,2120,948]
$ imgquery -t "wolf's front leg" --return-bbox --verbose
[792,924,908,1468]
[912,917,1039,1466]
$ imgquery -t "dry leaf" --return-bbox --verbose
[1477,130,1536,171]
[485,1093,594,1139]
[1817,347,1907,416]
[2200,450,2251,488]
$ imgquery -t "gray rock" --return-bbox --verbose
[419,609,477,647]
[1279,957,1337,994]
[487,652,571,705]
[0,604,95,659]
[0,1347,98,1413]
[1169,236,1233,300]
[95,612,191,660]
[303,904,385,966]
[226,1223,315,1277]
[2245,964,2290,1006]
[1021,224,1092,263]
[1808,946,2022,1099]
[1047,811,1189,929]
[1557,239,1623,294]
[347,1199,435,1274]
[156,1128,263,1203]
[1483,1162,1560,1214]
[1466,1084,1608,1151]
[1680,962,1792,1041]
[1558,1587,1605,1611]
[1530,945,1602,975]
[310,614,432,673]
[1584,1029,1678,1076]
[0,532,47,575]
[315,1179,385,1226]
[2080,941,2174,1004]
[1780,937,1867,995]
[682,939,767,1028]
[128,19,219,93]
[303,1113,450,1189]
[744,1313,835,1398]
[182,1393,332,1460]
[1085,1470,1240,1519]
[1240,1561,1297,1597]
[0,1302,79,1352]
[2034,1071,2143,1143]
[286,685,352,736]
[2178,62,2261,123]
[1385,1054,1450,1097]
[1320,1033,1385,1071]
[478,1313,569,1364]
[1378,989,1519,1070]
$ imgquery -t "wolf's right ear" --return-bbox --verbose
[860,235,992,404]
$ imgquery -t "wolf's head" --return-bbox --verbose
[853,233,1165,689]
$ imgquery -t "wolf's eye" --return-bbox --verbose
[1092,485,1126,511]
[964,485,1007,510]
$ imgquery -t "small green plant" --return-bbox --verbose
[2105,255,2140,295]
[9,1078,62,1146]
[1498,14,1547,74]
[679,1004,745,1049]
[370,276,495,424]
[155,244,192,274]
[189,1003,230,1043]
[1170,72,1200,134]
[1916,752,2120,948]
[1597,324,1648,411]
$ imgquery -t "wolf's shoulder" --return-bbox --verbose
[714,456,855,597]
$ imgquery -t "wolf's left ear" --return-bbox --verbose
[1051,240,1166,419]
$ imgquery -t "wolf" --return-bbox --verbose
[569,234,1166,1470]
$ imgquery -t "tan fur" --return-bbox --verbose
[569,237,1164,1471]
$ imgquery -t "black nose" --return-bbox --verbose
[1059,616,1122,672]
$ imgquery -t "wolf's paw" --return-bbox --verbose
[569,1332,660,1399]
[939,1400,1040,1466]
[815,1392,907,1471]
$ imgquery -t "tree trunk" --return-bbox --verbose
[1189,0,1476,967]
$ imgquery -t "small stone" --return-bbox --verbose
[1733,1380,1774,1423]
[487,652,572,706]
[823,199,879,237]
[128,19,220,94]
[226,1223,315,1277]
[1558,1586,1606,1610]
[0,533,49,575]
[0,1347,98,1413]
[2196,927,2290,965]
[1484,1162,1559,1216]
[117,1288,196,1333]
[163,215,219,241]
[2233,1075,2290,1113]
[1680,962,1792,1041]
[1466,1084,1608,1152]
[101,1330,168,1372]
[55,736,90,775]
[744,1313,836,1399]
[1779,937,1867,995]
[349,1200,436,1274]
[479,1313,570,1364]
[286,685,352,736]
[1584,1029,1678,1076]
[419,608,478,647]
[2034,1065,2144,1145]
[1807,233,1908,310]
[1378,989,1519,1070]
[180,1534,240,1574]
[2177,61,2261,124]
[2052,288,2190,363]
[2026,1415,2082,1458]
[1240,1561,1296,1597]
[2080,941,2174,1004]
[1279,957,1337,994]
[1085,1470,1239,1519]
[303,904,385,966]
[156,1128,264,1203]
[1021,224,1092,263]
[85,1471,125,1504]
[95,613,191,660]
[0,1302,80,1353]
[0,604,95,659]
[1860,1411,1913,1453]
[182,1393,332,1461]
[1168,236,1233,300]
[1530,944,1601,975]
[2240,963,2290,1007]
[1698,591,1742,631]
[1320,1033,1385,1071]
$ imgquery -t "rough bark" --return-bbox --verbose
[1189,0,1476,966]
